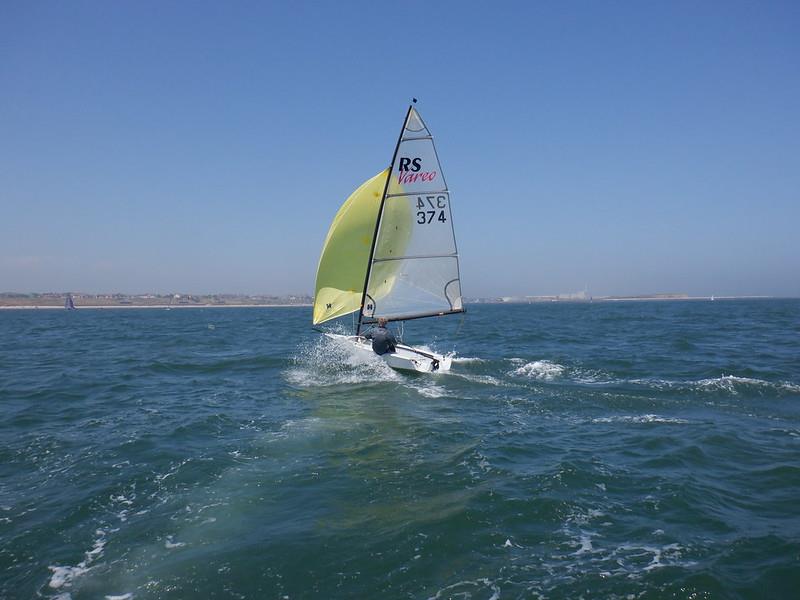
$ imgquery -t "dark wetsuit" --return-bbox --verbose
[363,326,397,355]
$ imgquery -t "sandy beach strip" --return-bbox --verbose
[0,304,311,310]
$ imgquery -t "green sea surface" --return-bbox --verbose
[1,300,799,598]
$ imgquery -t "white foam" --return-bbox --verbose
[603,541,689,574]
[696,375,800,394]
[415,384,448,398]
[49,566,89,589]
[571,368,614,385]
[574,532,594,555]
[628,375,800,395]
[640,543,683,571]
[451,356,484,363]
[428,578,500,600]
[698,375,765,393]
[105,594,134,600]
[197,502,226,513]
[48,531,107,589]
[154,458,192,484]
[512,360,566,380]
[110,494,133,506]
[164,536,186,549]
[592,414,689,425]
[447,372,507,387]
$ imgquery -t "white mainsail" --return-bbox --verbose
[361,106,463,323]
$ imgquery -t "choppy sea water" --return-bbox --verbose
[1,300,799,599]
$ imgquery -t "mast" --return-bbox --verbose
[356,102,415,336]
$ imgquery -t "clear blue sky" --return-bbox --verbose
[2,1,798,297]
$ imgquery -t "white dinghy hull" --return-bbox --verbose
[325,333,452,373]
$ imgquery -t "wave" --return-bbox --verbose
[286,333,800,399]
[48,529,107,590]
[508,357,799,396]
[628,375,800,396]
[508,359,608,384]
[592,414,690,425]
[445,372,509,387]
[414,383,449,398]
[697,375,800,394]
[427,578,500,600]
[511,360,566,380]
[451,356,485,364]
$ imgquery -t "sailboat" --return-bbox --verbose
[312,103,465,372]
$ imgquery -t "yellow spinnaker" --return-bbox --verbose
[313,169,389,324]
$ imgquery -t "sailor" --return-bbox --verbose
[362,317,397,355]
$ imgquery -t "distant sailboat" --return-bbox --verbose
[65,294,76,310]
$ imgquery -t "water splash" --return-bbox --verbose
[285,330,400,386]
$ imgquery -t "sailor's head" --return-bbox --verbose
[377,317,388,327]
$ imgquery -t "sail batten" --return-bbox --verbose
[373,252,458,263]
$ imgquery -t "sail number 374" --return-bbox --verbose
[416,195,447,225]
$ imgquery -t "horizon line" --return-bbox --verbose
[1,291,795,300]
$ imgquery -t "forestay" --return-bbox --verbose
[362,107,463,322]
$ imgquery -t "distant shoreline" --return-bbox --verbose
[0,304,312,310]
[480,295,778,304]
[593,295,773,302]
